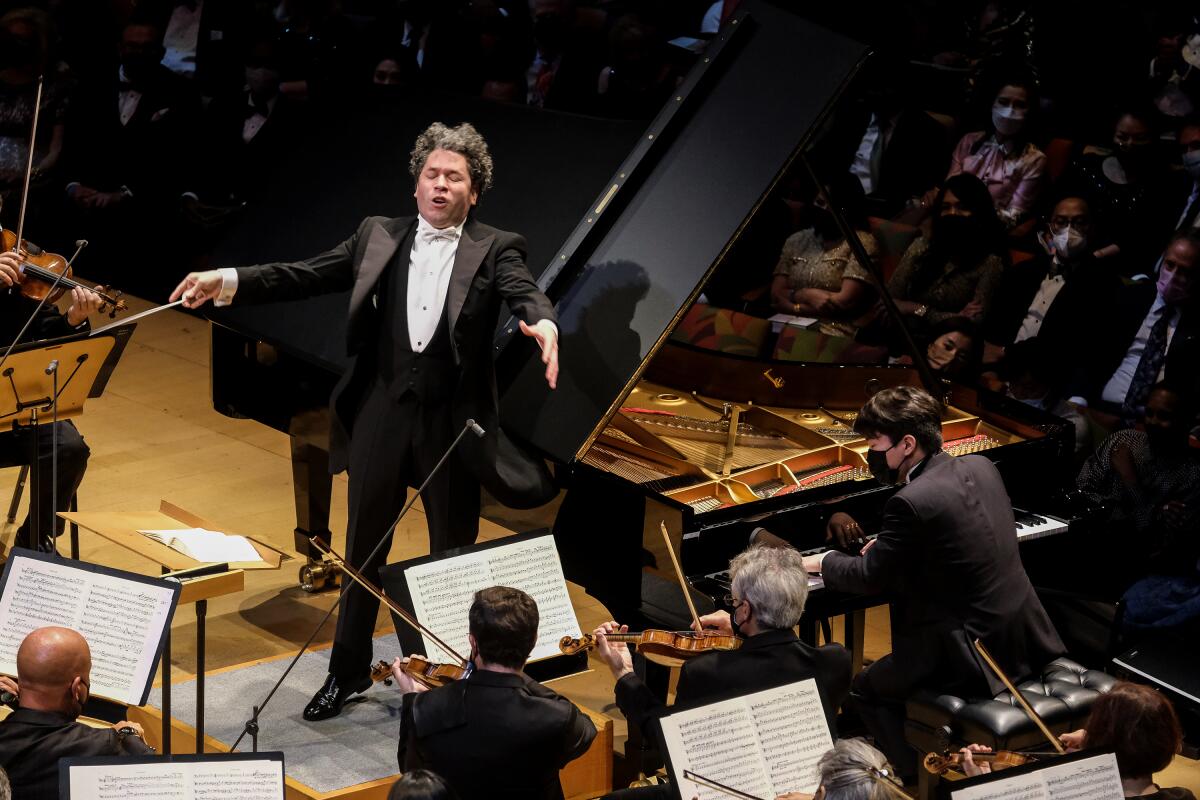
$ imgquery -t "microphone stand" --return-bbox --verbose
[231,417,486,752]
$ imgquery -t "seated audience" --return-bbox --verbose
[0,627,153,800]
[1077,382,1200,563]
[139,0,251,102]
[0,766,8,800]
[769,174,879,330]
[1060,107,1189,276]
[982,196,1122,374]
[1074,232,1198,423]
[388,769,459,800]
[1170,116,1200,240]
[946,77,1045,226]
[858,174,1005,350]
[392,586,596,800]
[595,14,678,119]
[800,386,1063,779]
[965,681,1195,799]
[997,339,1090,453]
[1148,18,1200,121]
[524,0,606,113]
[890,315,982,381]
[595,545,851,740]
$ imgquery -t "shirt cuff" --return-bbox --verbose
[815,550,833,570]
[214,268,239,307]
[534,318,558,339]
[1067,396,1087,408]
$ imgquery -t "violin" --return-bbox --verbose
[923,749,1035,776]
[396,655,473,690]
[2,229,127,316]
[559,630,741,659]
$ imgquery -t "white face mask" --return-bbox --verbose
[1049,226,1087,260]
[992,104,1026,136]
[1183,149,1200,180]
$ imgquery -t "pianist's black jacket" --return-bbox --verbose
[0,708,153,800]
[615,628,851,739]
[822,451,1065,697]
[230,214,558,508]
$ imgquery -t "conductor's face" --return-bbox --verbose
[415,148,478,229]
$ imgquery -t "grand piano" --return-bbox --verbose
[208,1,1077,617]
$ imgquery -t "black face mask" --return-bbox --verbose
[0,35,38,70]
[533,14,567,51]
[933,214,978,252]
[811,208,841,241]
[1144,425,1179,454]
[730,602,747,637]
[120,52,161,84]
[866,443,901,485]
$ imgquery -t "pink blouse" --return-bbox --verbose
[947,131,1046,224]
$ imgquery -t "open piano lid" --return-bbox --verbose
[496,1,869,465]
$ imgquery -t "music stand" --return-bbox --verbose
[0,323,134,548]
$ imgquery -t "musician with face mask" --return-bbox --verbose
[979,196,1122,386]
[800,386,1064,782]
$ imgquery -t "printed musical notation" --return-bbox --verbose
[0,555,176,705]
[950,753,1123,800]
[67,758,283,800]
[659,679,833,800]
[405,536,582,662]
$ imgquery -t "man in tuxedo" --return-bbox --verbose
[802,386,1064,778]
[0,627,152,800]
[0,252,102,553]
[391,586,596,800]
[171,122,560,721]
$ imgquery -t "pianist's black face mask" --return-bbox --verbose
[867,442,901,485]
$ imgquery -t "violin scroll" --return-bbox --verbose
[559,634,594,655]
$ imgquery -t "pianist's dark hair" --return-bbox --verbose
[1083,681,1182,781]
[387,769,459,800]
[468,586,539,669]
[853,385,943,454]
[409,121,495,194]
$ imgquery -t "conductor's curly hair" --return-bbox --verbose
[409,122,494,195]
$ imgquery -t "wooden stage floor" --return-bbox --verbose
[1,296,1196,794]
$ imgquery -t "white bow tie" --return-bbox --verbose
[420,226,459,244]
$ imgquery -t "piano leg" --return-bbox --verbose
[844,608,866,675]
[289,409,338,592]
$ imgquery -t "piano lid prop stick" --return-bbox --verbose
[973,638,1065,755]
[682,770,766,800]
[660,521,703,635]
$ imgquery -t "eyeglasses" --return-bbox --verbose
[722,594,743,608]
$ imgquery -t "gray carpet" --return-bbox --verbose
[148,635,404,794]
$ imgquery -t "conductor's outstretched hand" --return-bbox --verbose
[519,319,559,389]
[170,270,224,308]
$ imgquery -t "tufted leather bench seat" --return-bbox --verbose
[905,657,1116,755]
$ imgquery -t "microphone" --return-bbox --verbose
[466,419,485,438]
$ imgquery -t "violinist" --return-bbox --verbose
[392,586,596,800]
[592,546,851,766]
[0,250,101,553]
[798,386,1064,781]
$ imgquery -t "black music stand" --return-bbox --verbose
[0,324,133,550]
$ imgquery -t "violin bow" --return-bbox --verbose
[12,75,43,253]
[973,638,1065,755]
[682,770,766,800]
[660,521,703,635]
[309,536,468,667]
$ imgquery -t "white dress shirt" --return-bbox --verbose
[407,216,463,352]
[849,113,883,195]
[117,66,142,126]
[242,94,277,144]
[1101,294,1178,405]
[1013,268,1066,344]
[162,0,203,77]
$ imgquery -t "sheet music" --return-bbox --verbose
[661,679,833,800]
[951,753,1123,800]
[66,757,283,800]
[404,535,582,662]
[0,554,176,705]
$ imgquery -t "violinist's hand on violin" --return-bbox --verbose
[693,610,733,637]
[592,622,634,681]
[66,286,104,326]
[826,512,865,550]
[390,656,429,695]
[1059,729,1086,752]
[170,270,225,309]
[960,744,992,777]
[0,674,18,701]
[0,251,21,287]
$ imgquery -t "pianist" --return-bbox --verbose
[800,385,1063,780]
[170,121,560,721]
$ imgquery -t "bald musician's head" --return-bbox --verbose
[15,627,92,717]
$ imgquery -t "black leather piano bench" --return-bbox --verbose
[904,658,1115,798]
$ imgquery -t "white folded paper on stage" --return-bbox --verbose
[660,678,833,800]
[139,527,264,564]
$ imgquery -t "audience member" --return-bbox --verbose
[0,8,71,229]
[1148,16,1200,121]
[0,766,9,800]
[1074,232,1198,423]
[139,0,251,102]
[1170,116,1200,239]
[946,77,1045,226]
[595,14,677,119]
[393,587,596,800]
[0,628,153,800]
[769,174,878,331]
[1061,107,1189,276]
[891,315,982,381]
[524,0,606,113]
[982,196,1122,373]
[387,769,459,800]
[271,0,359,101]
[862,174,1005,349]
